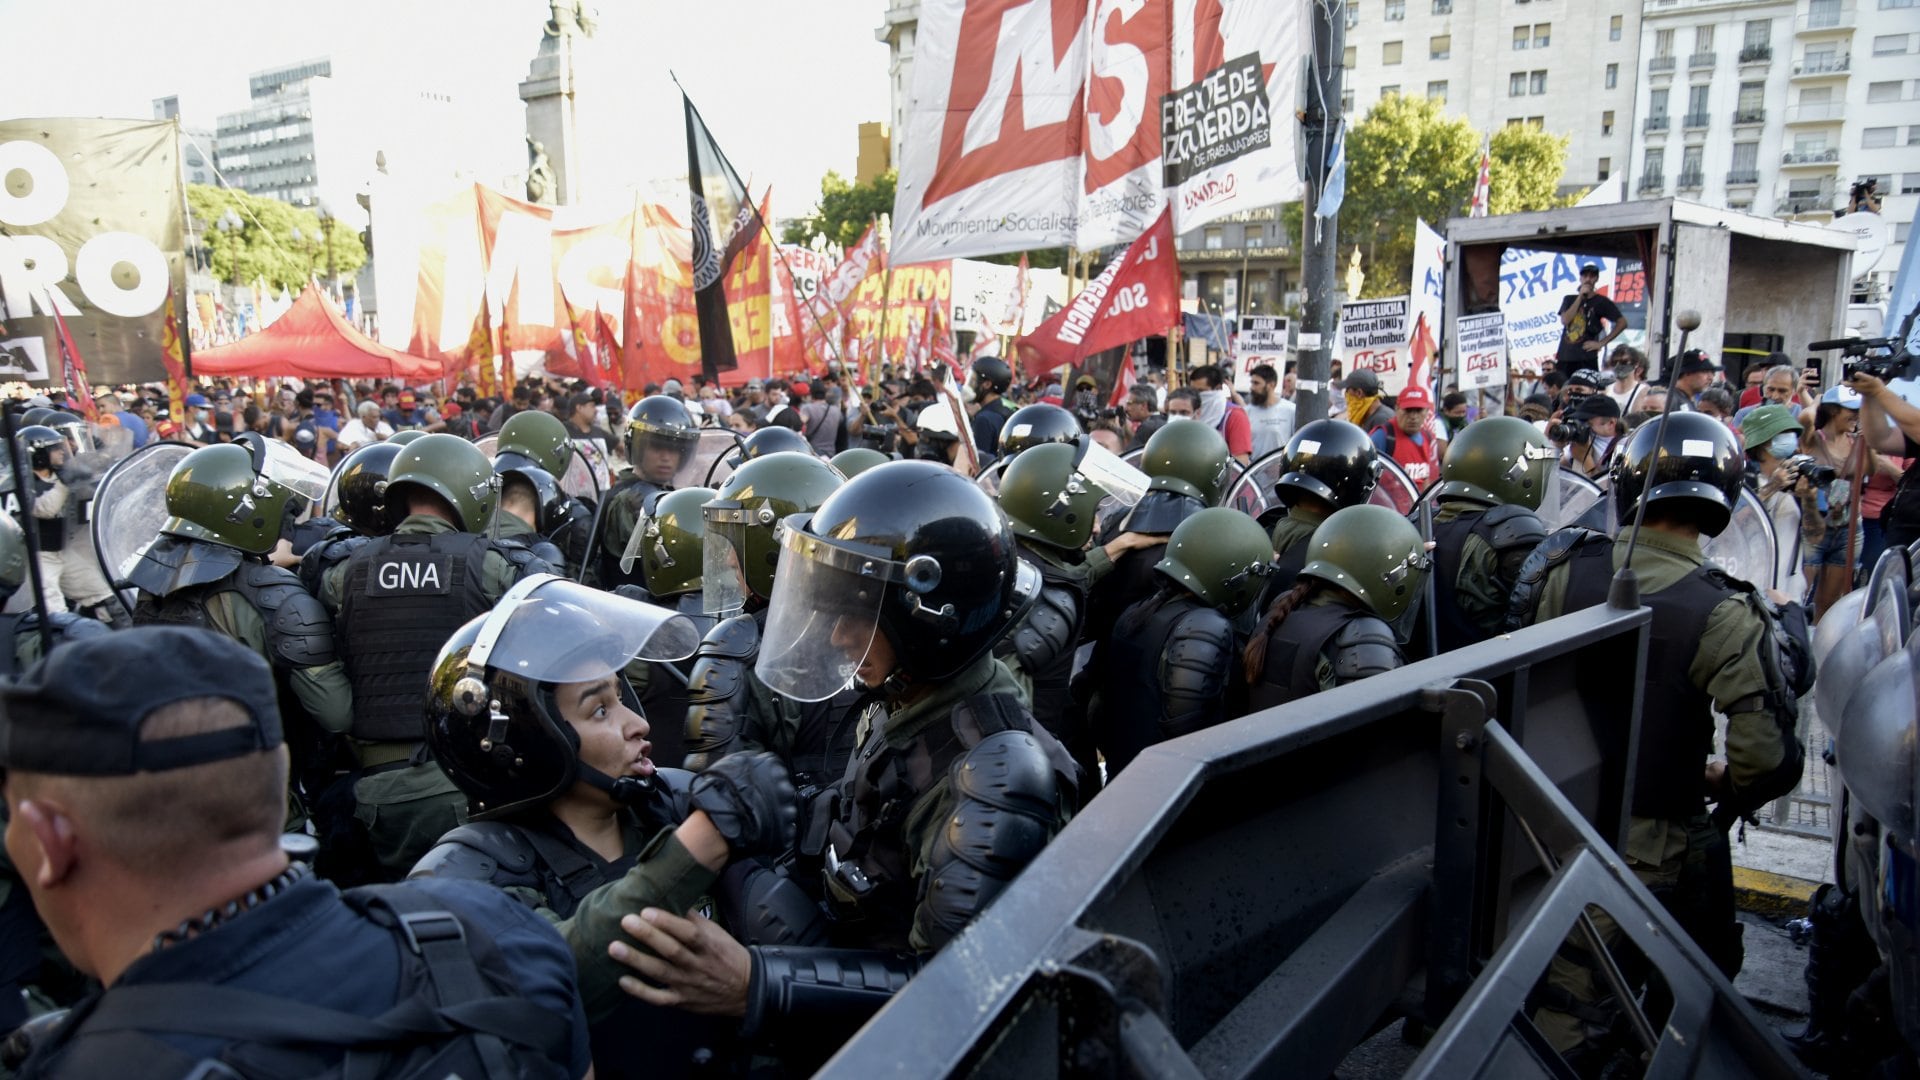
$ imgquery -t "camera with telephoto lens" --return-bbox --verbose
[1815,300,1917,382]
[1547,420,1592,445]
[859,423,897,449]
[1784,454,1837,488]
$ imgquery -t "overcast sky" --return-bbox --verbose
[1,0,892,218]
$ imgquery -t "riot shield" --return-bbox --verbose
[1698,487,1778,590]
[563,439,612,503]
[1224,447,1288,518]
[696,429,748,487]
[91,441,195,603]
[1372,458,1419,516]
[1543,469,1609,533]
[974,458,1007,496]
[472,434,499,459]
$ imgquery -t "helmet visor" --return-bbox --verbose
[53,419,94,456]
[1699,487,1778,590]
[701,523,748,616]
[257,437,330,509]
[1074,440,1150,507]
[756,519,884,702]
[475,576,701,682]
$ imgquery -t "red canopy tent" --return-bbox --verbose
[191,284,444,380]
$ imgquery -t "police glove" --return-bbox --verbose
[689,751,797,859]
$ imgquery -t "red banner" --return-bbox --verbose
[1019,208,1177,368]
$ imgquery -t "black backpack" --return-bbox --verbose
[35,884,574,1080]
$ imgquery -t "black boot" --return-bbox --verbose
[1785,883,1878,1074]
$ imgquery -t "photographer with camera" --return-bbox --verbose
[1841,177,1882,217]
[1799,388,1866,617]
[1555,393,1624,479]
[1742,405,1817,602]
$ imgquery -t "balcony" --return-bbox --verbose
[1780,147,1841,165]
[1639,174,1667,194]
[1649,55,1677,72]
[1739,44,1774,63]
[1734,107,1767,125]
[1796,4,1855,33]
[1677,169,1706,189]
[1683,111,1712,128]
[1727,169,1761,185]
[1777,194,1834,215]
[1784,102,1847,123]
[1689,51,1718,68]
[1644,114,1671,133]
[1791,53,1850,75]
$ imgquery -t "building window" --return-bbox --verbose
[1904,174,1920,194]
[1884,0,1917,8]
[1599,157,1612,180]
[1433,0,1452,12]
[1808,0,1843,27]
[1868,81,1904,103]
[1686,84,1710,119]
[1514,26,1529,50]
[1528,115,1545,127]
[1731,141,1758,170]
[1794,132,1830,155]
[1428,80,1450,102]
[1510,72,1527,96]
[1644,149,1665,177]
[1506,117,1525,127]
[1654,29,1674,57]
[1602,109,1615,135]
[1244,225,1265,246]
[1531,70,1548,94]
[1383,40,1403,64]
[1897,222,1912,244]
[1386,0,1406,20]
[1204,227,1224,250]
[1535,23,1551,47]
[1606,63,1619,88]
[1344,45,1356,67]
[1694,25,1714,51]
[1873,34,1909,54]
[1909,126,1920,145]
[1650,88,1669,117]
[1431,34,1451,58]
[1745,19,1771,48]
[1382,85,1401,98]
[1800,85,1833,105]
[1864,126,1898,148]
[1346,5,1359,28]
[1610,14,1623,41]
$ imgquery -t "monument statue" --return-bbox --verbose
[545,0,596,38]
[526,137,556,205]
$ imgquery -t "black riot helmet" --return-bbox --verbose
[20,408,63,430]
[494,460,568,535]
[625,394,699,475]
[17,425,65,473]
[998,402,1082,457]
[726,425,812,468]
[971,355,1012,395]
[327,441,404,537]
[425,575,702,821]
[755,460,1041,702]
[1610,411,1745,537]
[1273,420,1381,511]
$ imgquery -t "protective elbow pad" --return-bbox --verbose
[1159,610,1234,740]
[1326,617,1405,683]
[912,730,1060,949]
[1006,585,1080,677]
[683,614,761,772]
[241,563,340,668]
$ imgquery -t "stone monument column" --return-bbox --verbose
[520,1,595,205]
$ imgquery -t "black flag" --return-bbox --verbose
[683,92,763,381]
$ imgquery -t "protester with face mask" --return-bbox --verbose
[1742,404,1816,602]
[1439,391,1470,438]
[1604,346,1650,415]
[1185,365,1252,464]
[180,393,214,447]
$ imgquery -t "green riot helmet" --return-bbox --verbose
[997,441,1105,552]
[626,395,699,480]
[755,460,1041,702]
[1435,416,1558,510]
[385,433,499,532]
[630,486,714,597]
[327,441,404,536]
[496,409,574,477]
[425,575,702,820]
[702,452,845,615]
[1610,410,1744,536]
[829,446,890,477]
[386,429,429,447]
[1274,420,1380,510]
[161,442,300,554]
[1154,506,1278,617]
[999,403,1082,457]
[0,513,27,604]
[728,426,812,469]
[1142,419,1232,504]
[17,426,66,473]
[1298,504,1433,623]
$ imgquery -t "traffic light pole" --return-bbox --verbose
[1295,0,1346,425]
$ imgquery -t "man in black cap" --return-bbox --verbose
[0,626,591,1079]
[1556,264,1624,374]
[1339,368,1395,434]
[1670,349,1721,410]
[1561,392,1624,478]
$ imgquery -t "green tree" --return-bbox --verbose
[1332,95,1572,298]
[782,169,896,248]
[187,184,367,294]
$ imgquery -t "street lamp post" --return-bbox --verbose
[317,202,338,304]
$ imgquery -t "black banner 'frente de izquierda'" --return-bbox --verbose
[0,118,186,387]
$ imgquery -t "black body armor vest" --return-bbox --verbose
[339,531,493,742]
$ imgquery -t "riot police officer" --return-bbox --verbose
[0,512,106,673]
[969,355,1017,455]
[726,425,812,468]
[1428,416,1555,649]
[614,460,1077,1068]
[411,575,795,1077]
[296,440,402,597]
[126,437,352,805]
[828,446,890,476]
[682,453,853,798]
[320,433,553,881]
[993,439,1162,789]
[489,459,571,571]
[615,485,719,769]
[1264,420,1381,593]
[998,401,1083,459]
[37,411,125,625]
[1242,504,1430,710]
[597,395,701,588]
[13,426,75,615]
[1512,412,1810,1057]
[494,409,594,571]
[1080,507,1274,778]
[1084,418,1234,645]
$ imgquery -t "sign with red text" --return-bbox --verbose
[1018,208,1178,367]
[1455,311,1507,391]
[1338,296,1411,394]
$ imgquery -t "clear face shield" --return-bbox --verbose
[700,506,750,616]
[247,434,330,517]
[53,420,94,456]
[1072,438,1149,508]
[755,516,886,702]
[465,575,702,686]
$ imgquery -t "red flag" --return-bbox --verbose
[466,301,497,399]
[802,224,884,365]
[159,286,191,424]
[1407,311,1437,391]
[1020,208,1178,368]
[45,298,97,422]
[1109,352,1137,409]
[928,297,959,378]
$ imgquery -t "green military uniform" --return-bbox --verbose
[321,514,533,876]
[1431,502,1521,635]
[1529,529,1794,1053]
[1269,505,1325,556]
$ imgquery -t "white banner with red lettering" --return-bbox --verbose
[1018,208,1178,367]
[1455,312,1507,390]
[1338,296,1411,395]
[891,0,1304,265]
